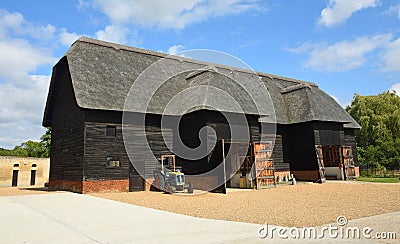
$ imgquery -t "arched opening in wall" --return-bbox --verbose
[30,164,37,186]
[12,170,19,187]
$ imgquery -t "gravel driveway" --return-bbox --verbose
[90,181,400,227]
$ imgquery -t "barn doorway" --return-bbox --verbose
[223,141,276,189]
[12,170,18,187]
[129,163,145,191]
[316,145,356,180]
[223,141,252,189]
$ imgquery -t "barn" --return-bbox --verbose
[42,37,360,193]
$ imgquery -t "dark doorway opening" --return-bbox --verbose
[12,170,19,187]
[30,170,36,186]
[129,163,144,191]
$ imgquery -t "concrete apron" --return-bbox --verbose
[0,193,398,243]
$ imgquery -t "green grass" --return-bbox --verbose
[357,177,400,183]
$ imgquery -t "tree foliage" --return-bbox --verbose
[346,92,400,169]
[0,128,51,158]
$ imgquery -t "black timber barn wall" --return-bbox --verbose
[84,110,129,181]
[313,122,344,146]
[81,109,289,181]
[83,111,173,181]
[49,59,85,182]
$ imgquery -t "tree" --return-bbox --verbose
[40,128,51,157]
[346,91,400,169]
[0,128,51,158]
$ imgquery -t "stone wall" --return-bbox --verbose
[0,157,50,187]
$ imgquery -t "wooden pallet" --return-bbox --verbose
[254,142,276,189]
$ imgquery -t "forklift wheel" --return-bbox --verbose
[165,182,172,194]
[187,182,194,194]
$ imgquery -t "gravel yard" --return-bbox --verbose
[91,182,400,227]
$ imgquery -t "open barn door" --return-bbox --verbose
[253,142,276,189]
[341,146,356,180]
[315,145,326,183]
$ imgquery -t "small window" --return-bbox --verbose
[106,125,116,137]
[32,164,37,168]
[106,156,120,167]
[13,164,19,167]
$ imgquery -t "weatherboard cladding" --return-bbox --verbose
[44,37,360,128]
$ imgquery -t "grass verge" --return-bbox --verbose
[357,177,400,183]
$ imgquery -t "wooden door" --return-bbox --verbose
[12,170,18,187]
[129,164,144,191]
[315,145,326,182]
[253,142,276,189]
[341,146,356,180]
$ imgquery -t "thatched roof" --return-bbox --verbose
[43,37,360,128]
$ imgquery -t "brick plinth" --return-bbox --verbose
[49,179,83,193]
[291,170,320,181]
[354,167,360,177]
[49,179,129,193]
[82,179,129,193]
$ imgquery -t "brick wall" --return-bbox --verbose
[291,170,320,181]
[49,179,129,193]
[82,179,129,193]
[354,167,360,177]
[49,179,83,193]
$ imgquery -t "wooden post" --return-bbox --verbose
[222,139,227,194]
[161,155,164,171]
[172,155,176,171]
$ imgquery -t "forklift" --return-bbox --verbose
[153,155,194,194]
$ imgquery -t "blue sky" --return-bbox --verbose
[0,0,399,149]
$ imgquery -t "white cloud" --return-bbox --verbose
[59,28,81,46]
[0,75,50,149]
[90,0,262,29]
[0,9,24,38]
[289,34,392,72]
[318,0,380,27]
[389,83,400,94]
[95,25,130,44]
[0,10,57,148]
[167,45,185,55]
[384,4,400,19]
[77,0,92,10]
[0,39,55,83]
[0,9,56,40]
[381,37,400,72]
